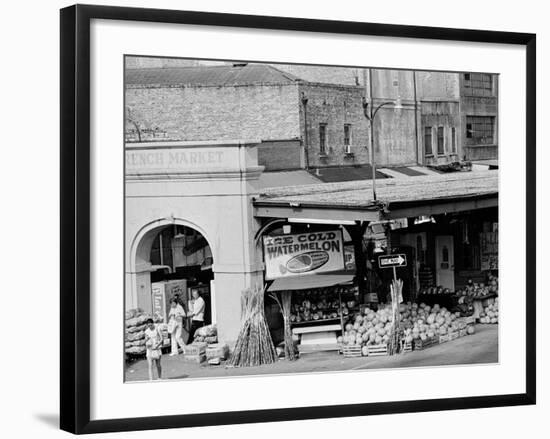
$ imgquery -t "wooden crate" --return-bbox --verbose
[367,344,389,357]
[182,353,206,364]
[449,331,460,341]
[342,345,362,358]
[205,343,229,360]
[414,336,437,350]
[183,342,207,355]
[400,339,413,353]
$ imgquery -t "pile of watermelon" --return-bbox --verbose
[479,298,499,324]
[398,302,463,342]
[339,301,477,356]
[338,305,395,356]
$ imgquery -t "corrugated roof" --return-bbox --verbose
[256,170,322,189]
[126,64,301,87]
[312,165,389,183]
[255,170,498,208]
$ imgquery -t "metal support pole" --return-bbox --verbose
[368,68,377,201]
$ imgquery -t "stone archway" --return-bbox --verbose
[126,217,215,317]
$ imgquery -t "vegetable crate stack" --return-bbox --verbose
[184,324,221,364]
[125,309,165,356]
[183,342,207,363]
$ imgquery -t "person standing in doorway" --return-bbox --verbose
[188,289,206,340]
[144,318,163,381]
[168,298,187,356]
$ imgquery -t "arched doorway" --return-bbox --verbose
[127,219,215,328]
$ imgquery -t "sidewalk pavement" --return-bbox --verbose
[125,324,498,383]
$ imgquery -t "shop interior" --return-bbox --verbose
[149,225,214,327]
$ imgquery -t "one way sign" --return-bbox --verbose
[378,254,407,268]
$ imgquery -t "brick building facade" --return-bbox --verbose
[125,60,495,172]
[459,73,499,162]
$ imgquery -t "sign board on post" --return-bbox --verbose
[378,254,407,268]
[263,230,345,280]
[378,254,406,302]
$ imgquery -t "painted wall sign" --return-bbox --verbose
[125,147,228,174]
[263,230,345,280]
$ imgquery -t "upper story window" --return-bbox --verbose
[463,73,494,96]
[466,116,495,145]
[344,124,352,153]
[319,123,327,154]
[424,126,433,156]
[437,126,445,155]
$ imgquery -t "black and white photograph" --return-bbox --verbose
[1,0,545,436]
[124,56,500,382]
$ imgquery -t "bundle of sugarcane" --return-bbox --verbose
[229,284,278,367]
[388,279,403,355]
[269,290,296,361]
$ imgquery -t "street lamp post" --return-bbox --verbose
[362,69,402,202]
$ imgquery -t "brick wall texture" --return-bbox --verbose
[257,140,303,171]
[126,83,301,143]
[298,83,371,168]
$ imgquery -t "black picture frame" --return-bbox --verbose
[60,4,536,434]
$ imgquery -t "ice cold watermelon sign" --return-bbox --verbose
[263,230,345,279]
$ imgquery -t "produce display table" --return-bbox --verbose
[292,322,341,352]
[267,271,357,355]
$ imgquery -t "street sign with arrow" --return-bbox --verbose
[378,254,407,268]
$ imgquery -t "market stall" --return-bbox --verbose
[267,272,357,354]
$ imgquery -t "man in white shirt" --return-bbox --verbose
[189,289,206,339]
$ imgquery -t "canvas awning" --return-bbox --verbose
[267,271,355,292]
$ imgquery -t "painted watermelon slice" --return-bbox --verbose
[286,251,329,273]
